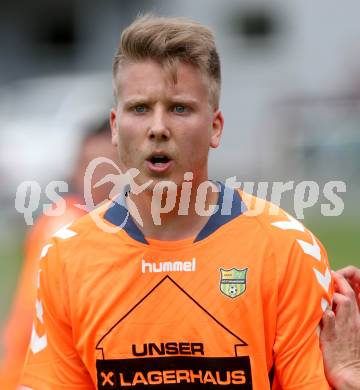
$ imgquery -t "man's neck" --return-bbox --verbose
[126,181,220,241]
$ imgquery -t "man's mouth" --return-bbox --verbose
[149,155,170,165]
[146,153,173,172]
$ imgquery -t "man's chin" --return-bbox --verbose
[139,172,185,191]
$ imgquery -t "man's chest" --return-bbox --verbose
[68,234,276,389]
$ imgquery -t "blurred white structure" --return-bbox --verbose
[0,72,112,192]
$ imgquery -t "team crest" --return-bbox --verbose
[220,268,248,298]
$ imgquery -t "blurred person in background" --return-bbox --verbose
[0,119,117,389]
[321,266,360,390]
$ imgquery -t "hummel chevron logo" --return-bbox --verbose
[52,223,77,240]
[321,298,329,312]
[271,213,305,232]
[35,299,44,324]
[313,267,331,293]
[37,270,41,289]
[297,233,321,261]
[30,323,47,354]
[271,214,322,262]
[272,214,332,313]
[40,243,53,258]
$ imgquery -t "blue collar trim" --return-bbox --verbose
[103,182,246,244]
[194,182,245,242]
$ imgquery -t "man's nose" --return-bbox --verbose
[148,107,170,141]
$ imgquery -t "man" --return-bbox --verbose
[320,266,360,390]
[21,15,333,389]
[0,119,117,389]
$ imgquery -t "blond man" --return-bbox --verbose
[21,15,334,389]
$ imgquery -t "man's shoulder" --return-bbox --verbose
[239,191,331,297]
[239,190,302,231]
[238,190,321,251]
[47,200,126,260]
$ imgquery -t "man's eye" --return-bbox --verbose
[133,105,147,113]
[173,105,188,114]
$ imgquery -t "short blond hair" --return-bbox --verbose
[112,14,221,109]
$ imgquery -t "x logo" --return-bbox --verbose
[101,371,115,386]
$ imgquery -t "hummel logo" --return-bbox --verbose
[141,258,196,273]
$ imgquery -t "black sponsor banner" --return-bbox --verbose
[96,356,252,389]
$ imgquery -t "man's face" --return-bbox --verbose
[110,60,223,188]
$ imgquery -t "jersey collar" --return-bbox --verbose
[103,182,246,244]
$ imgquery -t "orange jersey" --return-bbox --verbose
[0,195,86,390]
[21,184,333,389]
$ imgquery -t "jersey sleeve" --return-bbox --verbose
[269,216,333,389]
[20,238,94,390]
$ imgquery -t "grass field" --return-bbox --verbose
[0,242,23,326]
[307,216,360,269]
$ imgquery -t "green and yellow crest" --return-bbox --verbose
[220,268,248,298]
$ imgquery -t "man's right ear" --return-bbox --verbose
[110,109,118,146]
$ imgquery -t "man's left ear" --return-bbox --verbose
[210,109,224,148]
[110,108,119,147]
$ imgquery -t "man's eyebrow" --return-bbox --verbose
[168,96,199,105]
[122,97,152,107]
[122,96,199,107]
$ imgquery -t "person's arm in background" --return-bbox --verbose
[0,217,50,390]
[320,266,360,390]
[0,200,85,390]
